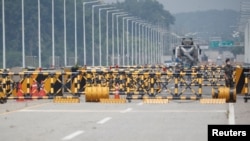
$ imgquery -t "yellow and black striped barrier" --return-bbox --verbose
[143,98,169,104]
[212,87,236,103]
[0,65,249,104]
[53,96,80,103]
[243,72,250,102]
[100,98,126,104]
[200,98,226,104]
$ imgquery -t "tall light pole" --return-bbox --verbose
[150,27,154,64]
[141,23,150,64]
[111,12,126,65]
[153,27,157,63]
[52,0,55,67]
[122,16,135,66]
[137,22,147,65]
[22,0,25,68]
[2,0,5,69]
[131,20,135,65]
[126,18,131,65]
[138,23,142,65]
[146,24,151,64]
[83,1,99,65]
[134,22,139,65]
[143,23,147,64]
[98,7,114,66]
[106,9,120,66]
[116,13,128,65]
[38,0,41,67]
[92,4,107,66]
[64,0,67,66]
[126,17,139,65]
[74,0,77,65]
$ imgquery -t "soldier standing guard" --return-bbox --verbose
[223,58,234,88]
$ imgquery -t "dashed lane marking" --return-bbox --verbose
[120,108,133,113]
[97,117,112,124]
[61,130,84,140]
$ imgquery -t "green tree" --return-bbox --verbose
[115,0,175,26]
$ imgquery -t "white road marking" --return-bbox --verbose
[97,117,112,124]
[0,103,50,115]
[120,108,133,113]
[19,109,120,113]
[133,110,227,113]
[19,109,226,113]
[61,130,84,140]
[137,102,143,106]
[228,103,235,124]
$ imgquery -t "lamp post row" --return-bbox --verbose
[1,0,166,68]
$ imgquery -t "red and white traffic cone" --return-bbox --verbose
[114,84,120,99]
[31,81,38,97]
[16,82,24,102]
[38,81,46,97]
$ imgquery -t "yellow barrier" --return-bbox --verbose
[100,98,126,104]
[53,96,80,103]
[212,87,236,103]
[85,86,109,102]
[200,98,226,104]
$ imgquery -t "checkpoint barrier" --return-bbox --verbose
[0,64,248,104]
[0,71,82,103]
[80,64,247,103]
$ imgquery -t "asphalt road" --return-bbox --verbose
[1,95,249,141]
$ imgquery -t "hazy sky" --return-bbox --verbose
[103,0,242,14]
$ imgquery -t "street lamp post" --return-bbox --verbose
[131,20,140,65]
[146,24,152,64]
[52,0,55,67]
[106,9,120,66]
[21,0,25,68]
[83,1,99,66]
[111,12,126,66]
[134,22,139,65]
[138,22,142,65]
[92,4,107,66]
[98,7,114,66]
[126,18,131,65]
[2,0,5,68]
[74,0,77,65]
[135,21,147,64]
[122,16,135,66]
[131,21,135,65]
[137,21,149,65]
[142,23,151,64]
[142,24,147,64]
[38,0,41,67]
[64,0,67,66]
[116,13,128,65]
